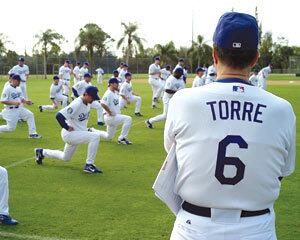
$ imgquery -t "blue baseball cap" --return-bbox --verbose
[174,67,184,75]
[178,58,185,62]
[53,75,59,80]
[65,60,70,64]
[125,72,132,78]
[108,78,119,85]
[213,12,259,50]
[84,73,92,78]
[84,62,89,66]
[113,69,119,74]
[12,74,21,81]
[18,57,25,62]
[196,67,205,72]
[123,63,128,67]
[154,56,160,61]
[9,73,15,78]
[85,86,100,101]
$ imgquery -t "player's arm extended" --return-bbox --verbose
[0,100,21,106]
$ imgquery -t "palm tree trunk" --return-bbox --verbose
[43,45,47,79]
[88,48,94,72]
[125,46,130,64]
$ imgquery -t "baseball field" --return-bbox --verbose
[0,74,299,240]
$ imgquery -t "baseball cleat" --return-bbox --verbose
[38,105,43,112]
[118,138,132,145]
[152,105,157,109]
[35,148,44,165]
[29,134,42,139]
[0,215,18,225]
[83,164,103,174]
[135,112,143,117]
[145,120,153,129]
[97,121,105,126]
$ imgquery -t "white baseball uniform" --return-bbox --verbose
[0,84,38,135]
[73,66,81,85]
[258,66,271,90]
[95,67,104,84]
[117,67,122,73]
[100,89,132,141]
[119,81,141,113]
[249,73,259,87]
[40,80,68,111]
[160,68,171,97]
[59,65,72,96]
[72,80,104,123]
[8,64,29,99]
[148,63,163,106]
[42,98,102,164]
[79,67,89,80]
[164,78,295,240]
[149,75,185,124]
[205,65,217,84]
[0,166,9,216]
[192,75,206,87]
[118,69,127,86]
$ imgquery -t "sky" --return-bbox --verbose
[1,0,299,56]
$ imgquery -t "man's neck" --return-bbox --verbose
[216,64,250,81]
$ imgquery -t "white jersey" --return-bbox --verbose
[1,84,24,107]
[101,89,121,116]
[8,65,29,82]
[205,65,217,84]
[119,81,133,98]
[160,68,171,81]
[60,97,90,131]
[165,78,296,211]
[148,63,161,79]
[117,67,122,73]
[249,74,259,86]
[192,76,206,88]
[95,68,104,75]
[50,81,63,99]
[59,66,71,80]
[118,69,127,84]
[73,80,91,96]
[73,66,80,78]
[79,67,89,79]
[163,75,185,104]
[258,66,271,79]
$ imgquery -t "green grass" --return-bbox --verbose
[0,77,299,240]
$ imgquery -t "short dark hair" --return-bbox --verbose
[214,45,257,69]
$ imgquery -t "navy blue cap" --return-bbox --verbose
[154,56,160,61]
[113,69,119,74]
[85,86,100,101]
[108,78,119,85]
[9,73,15,78]
[125,72,132,78]
[53,75,59,80]
[174,67,184,75]
[84,73,92,78]
[165,65,171,69]
[196,67,205,72]
[12,74,21,81]
[178,58,185,62]
[76,62,81,65]
[65,60,70,64]
[120,62,124,65]
[213,12,258,50]
[84,62,89,66]
[18,57,25,62]
[123,63,128,67]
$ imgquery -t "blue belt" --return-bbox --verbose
[8,106,19,109]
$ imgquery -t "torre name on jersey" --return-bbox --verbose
[206,100,267,123]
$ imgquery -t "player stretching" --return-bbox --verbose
[73,62,81,85]
[192,67,206,87]
[95,67,104,84]
[0,167,18,225]
[119,72,143,116]
[145,68,184,129]
[148,57,163,108]
[72,73,104,126]
[118,63,128,85]
[39,76,68,112]
[59,60,72,97]
[35,86,103,174]
[163,12,295,240]
[100,78,133,145]
[258,63,273,90]
[0,75,41,138]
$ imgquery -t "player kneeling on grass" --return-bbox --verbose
[0,166,18,225]
[72,73,104,126]
[145,68,184,129]
[99,78,133,145]
[0,74,41,138]
[38,75,68,112]
[35,86,103,174]
[119,72,143,117]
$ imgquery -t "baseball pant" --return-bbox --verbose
[97,75,103,84]
[119,95,141,113]
[62,80,70,96]
[20,81,27,99]
[41,94,68,110]
[90,101,104,122]
[160,79,166,98]
[74,77,80,85]
[149,102,169,124]
[0,167,9,216]
[149,78,163,107]
[0,107,38,135]
[43,128,101,164]
[170,208,276,240]
[100,114,132,141]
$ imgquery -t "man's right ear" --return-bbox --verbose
[212,48,218,65]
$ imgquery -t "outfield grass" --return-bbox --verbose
[0,76,299,240]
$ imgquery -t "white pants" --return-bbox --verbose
[160,79,166,98]
[41,94,68,111]
[171,208,276,240]
[0,167,9,216]
[119,95,141,113]
[90,101,104,122]
[20,82,27,99]
[149,102,169,124]
[62,80,70,96]
[0,107,37,135]
[97,75,103,84]
[74,77,80,85]
[43,128,101,164]
[100,114,132,141]
[149,78,163,106]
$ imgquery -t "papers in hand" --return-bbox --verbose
[152,144,183,216]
